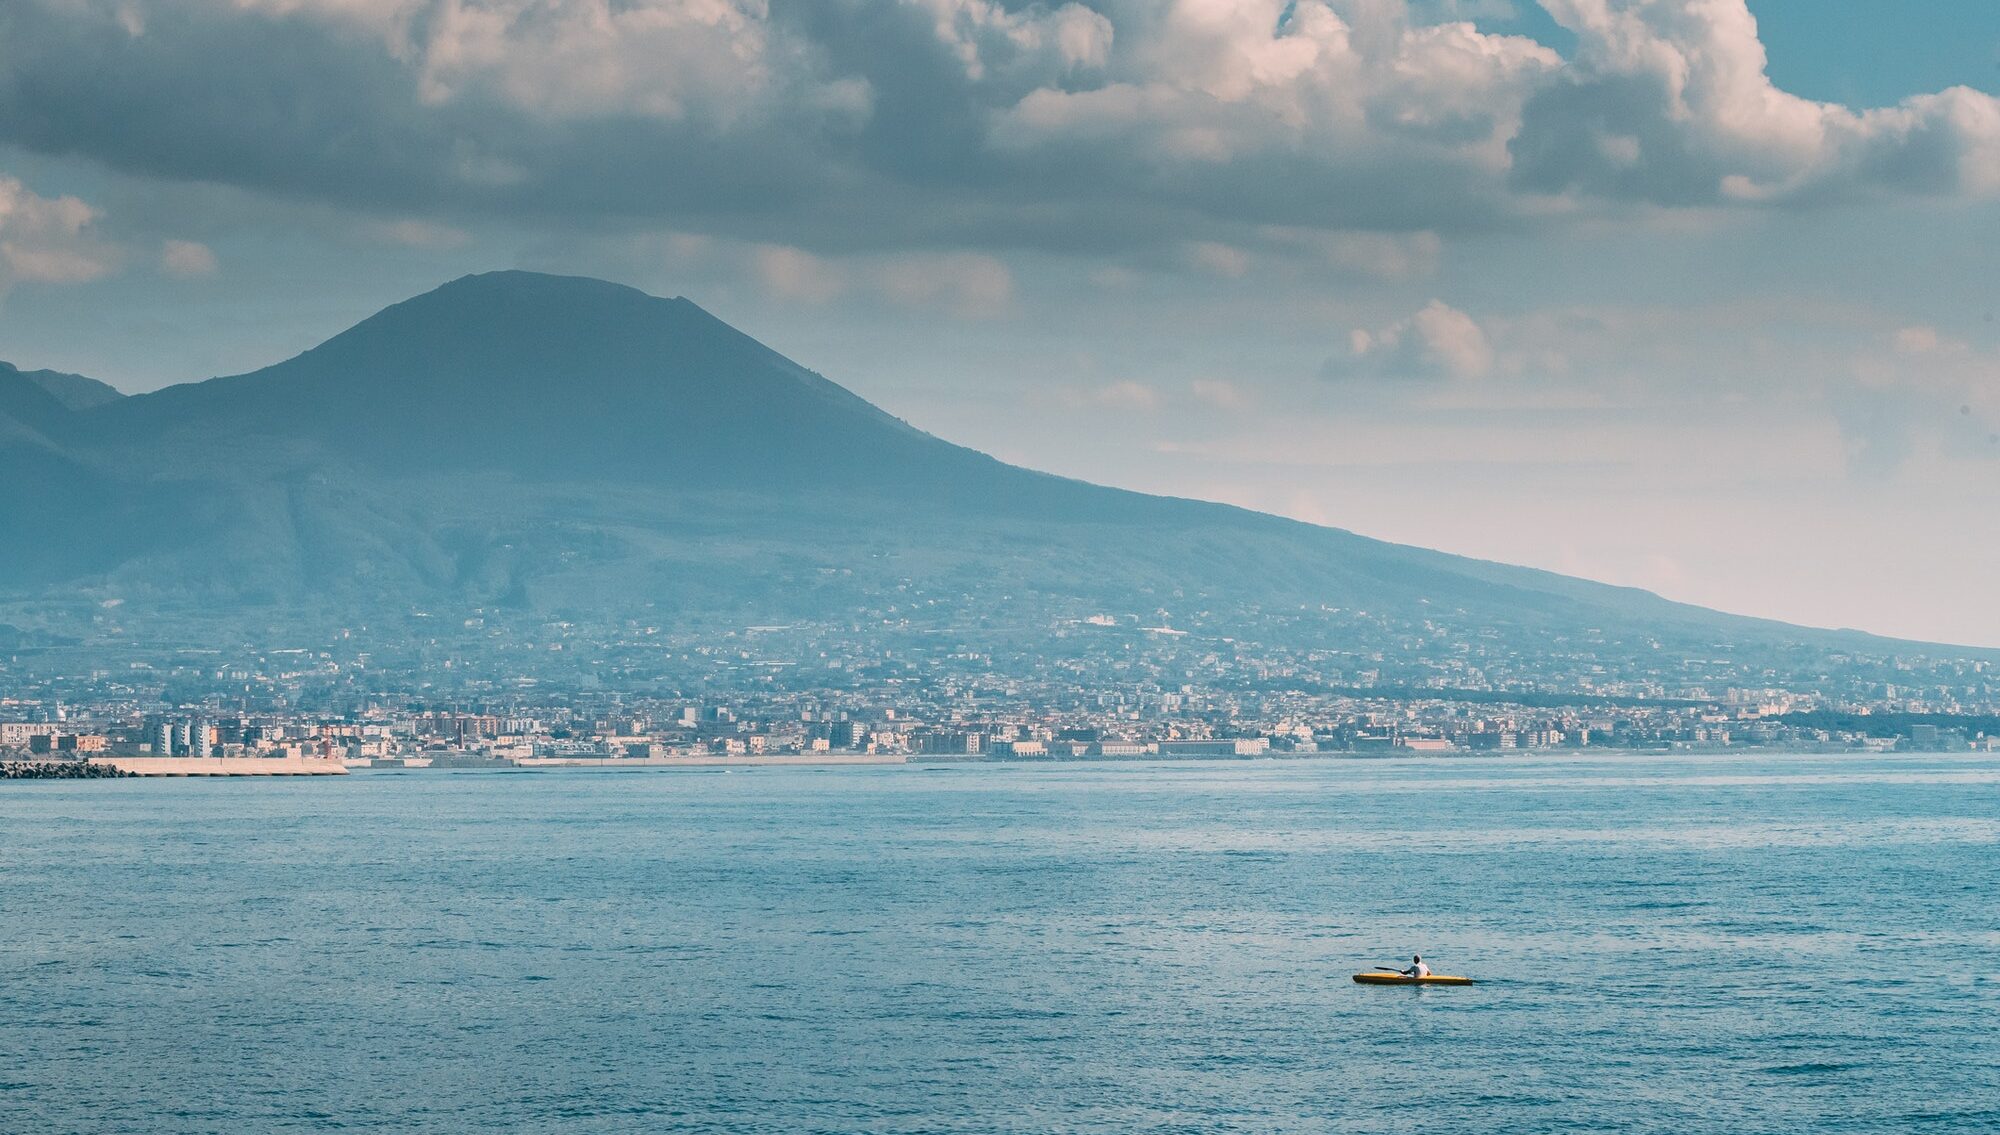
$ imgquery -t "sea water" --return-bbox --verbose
[2,753,1996,1133]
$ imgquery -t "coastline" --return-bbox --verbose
[86,756,349,777]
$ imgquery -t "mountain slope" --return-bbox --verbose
[0,363,86,440]
[0,271,1978,659]
[3,362,125,411]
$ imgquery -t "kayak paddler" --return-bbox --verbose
[1400,955,1430,979]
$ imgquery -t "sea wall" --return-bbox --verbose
[88,756,349,777]
[511,754,908,768]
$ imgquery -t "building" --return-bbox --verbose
[28,733,109,755]
[1156,738,1269,757]
[994,739,1047,757]
[1089,741,1149,757]
[0,722,61,749]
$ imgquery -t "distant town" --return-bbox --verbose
[5,605,1996,775]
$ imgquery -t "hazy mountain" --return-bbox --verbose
[0,363,125,412]
[0,271,1976,662]
[0,363,86,440]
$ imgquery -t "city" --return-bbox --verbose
[6,604,1995,775]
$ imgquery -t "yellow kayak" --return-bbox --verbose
[1353,971,1476,985]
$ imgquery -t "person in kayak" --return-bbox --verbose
[1400,955,1430,979]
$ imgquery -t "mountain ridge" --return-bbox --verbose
[1,270,1989,658]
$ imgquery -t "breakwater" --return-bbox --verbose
[88,756,348,777]
[2,760,136,780]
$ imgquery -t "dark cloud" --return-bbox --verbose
[1510,71,1724,204]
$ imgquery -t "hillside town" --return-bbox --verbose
[6,607,1996,770]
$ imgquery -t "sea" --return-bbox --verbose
[2,752,1996,1133]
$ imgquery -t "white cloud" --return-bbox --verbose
[912,0,1113,82]
[1059,380,1160,413]
[1890,325,1969,357]
[1096,379,1158,410]
[1836,327,2000,477]
[361,218,472,248]
[990,2,1561,179]
[876,251,1013,318]
[1259,227,1443,280]
[227,0,872,125]
[1190,378,1249,410]
[748,244,1013,316]
[422,0,808,121]
[1185,240,1250,278]
[160,239,219,278]
[1515,0,2000,205]
[988,0,2000,229]
[1319,229,1442,281]
[227,0,423,34]
[751,243,846,303]
[1333,299,1494,380]
[0,175,117,290]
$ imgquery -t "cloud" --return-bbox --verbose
[1893,325,1943,355]
[1184,240,1250,278]
[160,238,218,278]
[1833,330,2000,478]
[1890,324,1970,357]
[1190,378,1249,410]
[0,174,117,290]
[745,242,1012,316]
[1095,379,1158,410]
[416,0,872,126]
[1329,299,1494,381]
[876,251,1013,317]
[0,0,1995,266]
[909,0,1114,82]
[1059,379,1159,413]
[361,218,472,248]
[1512,0,2000,205]
[221,0,871,125]
[1312,229,1443,281]
[751,243,847,303]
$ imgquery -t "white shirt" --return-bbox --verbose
[1410,961,1430,978]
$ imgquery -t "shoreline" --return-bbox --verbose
[353,746,1978,773]
[2,748,1972,782]
[86,756,349,777]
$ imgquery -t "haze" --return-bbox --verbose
[1,0,1996,644]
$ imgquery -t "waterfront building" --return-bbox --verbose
[1157,738,1269,757]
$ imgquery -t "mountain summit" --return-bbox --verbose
[0,271,1974,664]
[88,271,988,491]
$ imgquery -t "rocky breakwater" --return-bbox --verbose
[2,760,137,779]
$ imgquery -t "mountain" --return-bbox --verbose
[1,363,97,440]
[0,362,125,412]
[81,273,981,490]
[0,271,1983,678]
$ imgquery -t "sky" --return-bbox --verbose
[1,0,1997,646]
